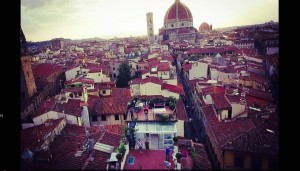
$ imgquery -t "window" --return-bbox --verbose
[251,157,262,170]
[150,19,151,23]
[181,23,184,26]
[150,28,152,31]
[98,74,101,76]
[92,116,98,122]
[114,114,119,120]
[27,71,29,77]
[101,115,107,121]
[171,24,174,27]
[113,67,115,70]
[102,90,106,94]
[234,155,244,168]
[78,92,82,96]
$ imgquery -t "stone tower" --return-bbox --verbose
[146,12,154,43]
[20,27,37,99]
[21,56,37,99]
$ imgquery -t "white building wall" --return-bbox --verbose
[231,103,246,118]
[221,110,228,120]
[158,71,170,79]
[130,84,141,96]
[58,113,79,125]
[33,111,59,125]
[203,94,213,105]
[161,90,180,99]
[189,62,208,80]
[140,83,161,96]
[65,66,81,81]
[160,45,168,51]
[85,72,111,83]
[98,114,123,125]
[163,79,177,86]
[142,72,150,79]
[148,53,159,59]
[176,120,184,137]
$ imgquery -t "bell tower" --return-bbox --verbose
[20,27,37,99]
[146,12,154,43]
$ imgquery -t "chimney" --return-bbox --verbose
[83,85,88,103]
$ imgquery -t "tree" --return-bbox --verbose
[116,62,131,88]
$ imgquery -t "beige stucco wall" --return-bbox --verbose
[33,111,59,125]
[176,120,184,137]
[158,71,170,79]
[140,82,161,96]
[98,114,124,125]
[231,103,246,118]
[162,90,180,99]
[163,78,177,86]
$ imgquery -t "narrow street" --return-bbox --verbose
[173,52,204,143]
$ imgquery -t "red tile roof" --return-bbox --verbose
[162,83,184,94]
[33,98,57,118]
[201,86,225,95]
[88,68,102,73]
[104,124,125,135]
[21,118,65,153]
[222,126,278,155]
[157,62,170,71]
[140,76,163,85]
[84,131,122,170]
[55,99,82,117]
[201,105,255,147]
[247,88,273,102]
[32,63,63,77]
[183,63,192,71]
[162,55,173,62]
[175,99,188,121]
[129,78,142,85]
[210,93,232,110]
[65,77,94,85]
[193,143,212,170]
[93,88,131,115]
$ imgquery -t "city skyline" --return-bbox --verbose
[21,0,278,41]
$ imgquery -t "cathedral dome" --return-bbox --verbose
[164,0,193,25]
[199,22,210,32]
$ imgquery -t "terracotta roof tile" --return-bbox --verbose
[201,105,255,147]
[175,99,188,121]
[162,83,184,94]
[157,62,170,71]
[140,76,163,85]
[210,93,231,110]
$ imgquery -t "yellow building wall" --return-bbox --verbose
[224,151,234,167]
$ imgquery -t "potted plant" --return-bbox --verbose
[173,136,179,146]
[116,152,123,161]
[118,143,126,155]
[175,152,182,163]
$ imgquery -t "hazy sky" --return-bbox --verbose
[21,0,278,41]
